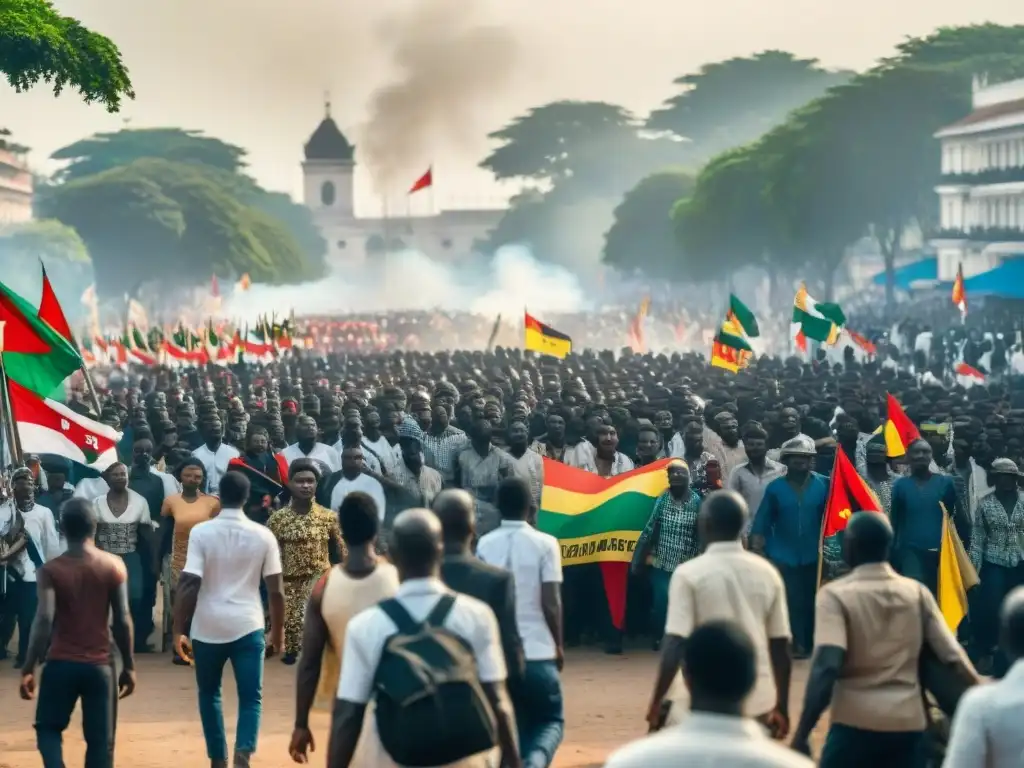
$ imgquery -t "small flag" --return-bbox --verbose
[954,361,985,381]
[409,167,433,194]
[38,264,74,342]
[710,317,753,373]
[937,503,978,632]
[952,264,967,319]
[883,393,920,458]
[823,448,882,538]
[792,283,845,348]
[524,311,572,359]
[846,329,877,356]
[726,294,760,338]
[211,274,221,298]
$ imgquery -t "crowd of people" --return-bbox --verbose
[3,299,1024,767]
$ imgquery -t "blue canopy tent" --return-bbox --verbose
[961,258,1024,299]
[871,257,938,290]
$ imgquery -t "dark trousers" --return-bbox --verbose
[1,579,39,664]
[975,561,1024,675]
[35,659,117,768]
[899,548,939,598]
[514,660,565,768]
[776,562,816,653]
[563,564,619,649]
[819,723,925,768]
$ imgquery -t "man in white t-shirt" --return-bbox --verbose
[327,446,387,522]
[329,508,521,768]
[191,418,240,495]
[172,471,285,768]
[281,415,342,477]
[478,477,564,768]
[645,490,792,739]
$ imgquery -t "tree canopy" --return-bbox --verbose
[38,158,322,298]
[0,219,93,312]
[0,0,133,112]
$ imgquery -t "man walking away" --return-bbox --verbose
[645,490,792,738]
[605,621,812,767]
[945,586,1024,767]
[478,478,564,768]
[434,488,526,690]
[790,511,978,766]
[329,508,521,768]
[173,471,286,768]
[19,498,137,768]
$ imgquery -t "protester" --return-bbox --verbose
[173,471,286,768]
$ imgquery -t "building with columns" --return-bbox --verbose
[302,104,504,268]
[932,75,1024,281]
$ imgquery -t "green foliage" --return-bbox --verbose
[0,218,89,263]
[603,169,695,277]
[0,0,133,112]
[647,51,852,162]
[38,158,323,298]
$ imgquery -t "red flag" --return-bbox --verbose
[211,274,220,298]
[952,264,967,318]
[955,362,985,381]
[846,329,876,356]
[823,447,882,538]
[884,393,920,458]
[38,264,73,342]
[408,167,433,194]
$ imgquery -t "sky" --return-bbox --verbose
[5,0,1024,216]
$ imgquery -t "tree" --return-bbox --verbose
[48,128,327,271]
[0,219,92,303]
[0,0,133,112]
[602,169,694,277]
[647,51,852,162]
[38,159,322,297]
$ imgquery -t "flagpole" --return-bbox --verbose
[817,466,837,590]
[0,353,24,465]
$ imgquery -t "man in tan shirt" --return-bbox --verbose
[790,511,978,766]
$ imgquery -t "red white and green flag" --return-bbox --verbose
[7,378,121,469]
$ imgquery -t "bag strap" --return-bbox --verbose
[425,594,457,628]
[25,536,44,569]
[379,598,419,634]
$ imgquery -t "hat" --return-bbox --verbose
[396,420,425,444]
[780,436,816,457]
[988,458,1020,476]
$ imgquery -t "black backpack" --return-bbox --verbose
[374,595,499,767]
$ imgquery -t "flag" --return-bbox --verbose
[726,294,760,338]
[710,317,753,373]
[627,297,650,353]
[210,274,220,298]
[409,167,433,194]
[7,378,121,469]
[0,279,83,398]
[710,340,747,373]
[486,314,503,351]
[955,361,985,381]
[823,447,882,538]
[524,312,572,359]
[791,283,845,347]
[952,264,967,319]
[845,329,877,356]
[236,273,252,292]
[38,265,73,342]
[883,393,920,458]
[937,504,978,632]
[538,457,671,630]
[126,298,149,331]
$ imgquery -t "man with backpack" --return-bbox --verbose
[329,507,521,768]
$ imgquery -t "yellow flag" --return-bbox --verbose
[937,511,969,632]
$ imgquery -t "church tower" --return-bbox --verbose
[302,99,355,217]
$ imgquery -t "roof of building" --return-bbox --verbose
[937,96,1024,135]
[304,102,354,162]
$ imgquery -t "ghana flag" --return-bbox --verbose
[538,457,671,629]
[524,312,572,359]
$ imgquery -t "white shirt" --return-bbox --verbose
[329,473,387,522]
[944,660,1024,768]
[73,469,181,501]
[0,502,60,581]
[362,436,398,474]
[281,442,342,476]
[192,443,241,494]
[604,711,814,768]
[665,541,790,717]
[333,440,382,474]
[183,507,283,644]
[477,520,562,661]
[94,490,156,527]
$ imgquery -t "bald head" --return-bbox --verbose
[390,508,443,579]
[1001,586,1024,660]
[843,511,892,567]
[432,489,476,546]
[698,490,747,545]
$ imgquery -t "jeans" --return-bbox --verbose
[649,568,673,639]
[976,561,1024,675]
[35,659,117,768]
[899,548,939,598]
[776,562,816,653]
[515,660,564,768]
[819,723,925,768]
[192,629,266,760]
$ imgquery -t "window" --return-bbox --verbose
[321,181,336,206]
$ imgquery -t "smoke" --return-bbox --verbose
[223,244,586,318]
[358,0,519,190]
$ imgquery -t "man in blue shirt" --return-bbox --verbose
[890,438,963,597]
[751,436,828,658]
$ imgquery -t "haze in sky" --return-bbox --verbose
[5,0,1024,214]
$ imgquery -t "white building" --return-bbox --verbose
[932,75,1024,281]
[0,136,33,224]
[302,104,503,267]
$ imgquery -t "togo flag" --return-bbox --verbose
[7,378,121,469]
[538,457,671,630]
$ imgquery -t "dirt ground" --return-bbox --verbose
[0,647,824,768]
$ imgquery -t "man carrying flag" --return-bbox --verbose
[819,447,882,584]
